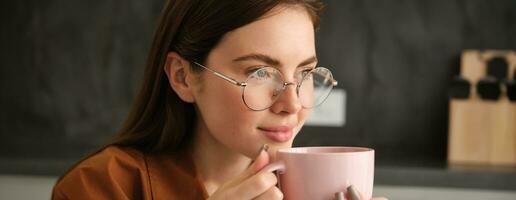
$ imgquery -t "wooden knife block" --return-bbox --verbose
[448,50,516,166]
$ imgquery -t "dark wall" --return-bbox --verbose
[1,0,516,173]
[297,0,516,165]
[0,0,164,160]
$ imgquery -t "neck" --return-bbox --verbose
[191,122,252,196]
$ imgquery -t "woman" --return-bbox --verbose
[52,0,385,199]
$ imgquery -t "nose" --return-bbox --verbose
[270,82,302,114]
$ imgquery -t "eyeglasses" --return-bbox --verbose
[192,61,338,111]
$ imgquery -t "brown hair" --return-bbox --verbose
[111,0,324,154]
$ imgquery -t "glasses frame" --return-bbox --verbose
[192,61,338,111]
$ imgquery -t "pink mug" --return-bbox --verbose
[263,146,375,200]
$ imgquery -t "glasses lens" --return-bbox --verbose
[243,67,283,110]
[299,67,335,108]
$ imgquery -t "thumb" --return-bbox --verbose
[229,145,270,186]
[250,145,270,173]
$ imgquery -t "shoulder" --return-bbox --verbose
[78,145,146,169]
[63,145,147,177]
[52,146,150,199]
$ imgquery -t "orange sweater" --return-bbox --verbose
[52,146,209,200]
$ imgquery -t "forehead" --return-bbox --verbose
[209,6,316,66]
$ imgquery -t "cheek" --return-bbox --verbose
[299,107,311,120]
[295,109,311,134]
[199,82,249,123]
[195,80,262,141]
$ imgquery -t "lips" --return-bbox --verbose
[259,126,293,143]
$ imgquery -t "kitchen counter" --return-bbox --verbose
[1,158,515,191]
[1,175,515,200]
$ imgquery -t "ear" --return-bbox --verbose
[164,52,195,103]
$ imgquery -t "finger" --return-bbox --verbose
[335,192,345,200]
[371,197,388,200]
[251,144,270,172]
[225,144,271,188]
[346,185,363,200]
[233,171,278,199]
[253,186,283,200]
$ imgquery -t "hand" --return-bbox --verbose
[371,197,388,200]
[208,147,283,200]
[342,185,388,200]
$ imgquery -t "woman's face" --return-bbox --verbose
[192,6,316,159]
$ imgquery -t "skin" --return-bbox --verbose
[165,4,387,200]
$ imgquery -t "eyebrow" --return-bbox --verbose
[232,53,317,68]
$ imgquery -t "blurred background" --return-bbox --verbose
[1,0,516,199]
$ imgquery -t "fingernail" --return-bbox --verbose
[262,144,269,152]
[259,144,269,153]
[347,185,360,200]
[334,192,345,200]
[255,144,269,158]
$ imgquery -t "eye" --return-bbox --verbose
[299,68,314,79]
[256,69,269,78]
[248,66,273,80]
[246,66,266,75]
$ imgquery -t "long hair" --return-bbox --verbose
[111,0,324,154]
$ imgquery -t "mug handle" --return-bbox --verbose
[261,160,285,173]
[260,160,286,190]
